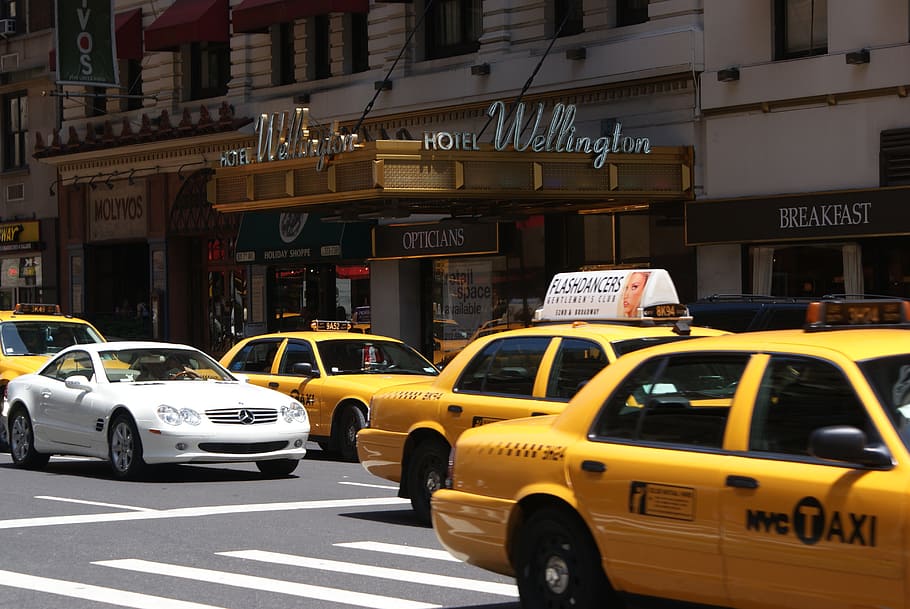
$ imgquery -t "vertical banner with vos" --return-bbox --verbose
[55,0,119,86]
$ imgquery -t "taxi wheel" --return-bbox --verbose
[256,458,299,476]
[408,441,449,525]
[109,414,146,480]
[338,406,366,462]
[9,409,49,469]
[517,508,613,609]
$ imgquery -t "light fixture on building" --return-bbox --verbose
[565,47,586,61]
[470,63,490,75]
[374,80,392,91]
[827,94,837,106]
[48,180,58,196]
[899,86,908,98]
[845,48,870,65]
[717,67,740,82]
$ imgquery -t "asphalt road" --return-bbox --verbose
[0,443,520,609]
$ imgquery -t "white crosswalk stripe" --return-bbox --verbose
[0,539,514,608]
[335,540,460,562]
[95,558,440,609]
[218,549,518,596]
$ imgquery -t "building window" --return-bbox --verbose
[3,91,26,170]
[426,0,481,60]
[120,59,143,112]
[1,0,15,20]
[349,13,369,73]
[271,23,296,86]
[308,15,331,80]
[554,0,583,37]
[187,42,230,100]
[775,0,827,59]
[617,0,648,27]
[88,86,106,117]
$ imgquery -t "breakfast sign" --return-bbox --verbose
[220,101,652,172]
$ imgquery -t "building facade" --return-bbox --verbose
[694,0,910,300]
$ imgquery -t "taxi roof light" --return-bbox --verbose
[13,303,61,315]
[805,299,910,330]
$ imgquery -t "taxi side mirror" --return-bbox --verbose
[291,362,320,378]
[809,425,891,468]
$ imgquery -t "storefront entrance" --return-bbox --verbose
[83,242,151,339]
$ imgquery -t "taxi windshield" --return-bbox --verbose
[316,339,439,376]
[1,321,104,356]
[859,355,910,449]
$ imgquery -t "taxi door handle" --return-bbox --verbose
[268,382,279,388]
[447,405,463,414]
[726,475,759,489]
[581,460,606,473]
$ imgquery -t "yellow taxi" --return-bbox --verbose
[219,320,439,461]
[431,298,910,609]
[0,303,106,395]
[357,269,729,523]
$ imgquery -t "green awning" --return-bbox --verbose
[234,212,372,264]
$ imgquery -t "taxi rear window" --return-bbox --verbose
[611,335,702,358]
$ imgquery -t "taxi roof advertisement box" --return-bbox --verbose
[541,269,680,321]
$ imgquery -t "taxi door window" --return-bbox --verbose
[594,354,748,448]
[546,338,608,399]
[226,339,282,373]
[454,336,550,397]
[749,356,872,456]
[279,340,316,374]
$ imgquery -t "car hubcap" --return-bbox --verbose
[111,423,133,472]
[10,416,28,461]
[544,555,570,595]
[424,468,442,494]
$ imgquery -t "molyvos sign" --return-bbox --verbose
[685,188,910,245]
[88,182,146,242]
[221,101,651,172]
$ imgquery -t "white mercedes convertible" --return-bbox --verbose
[1,342,310,479]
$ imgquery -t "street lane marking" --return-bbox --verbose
[0,496,408,530]
[35,495,157,512]
[218,550,518,597]
[335,541,460,562]
[338,481,398,490]
[0,569,226,609]
[95,559,439,609]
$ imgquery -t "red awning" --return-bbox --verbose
[49,8,144,71]
[232,0,368,34]
[145,0,230,52]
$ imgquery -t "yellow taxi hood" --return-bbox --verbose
[463,413,559,437]
[1,355,49,379]
[370,377,438,398]
[330,373,437,393]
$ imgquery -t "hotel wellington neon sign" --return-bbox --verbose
[220,101,651,171]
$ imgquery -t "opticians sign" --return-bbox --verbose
[221,100,652,172]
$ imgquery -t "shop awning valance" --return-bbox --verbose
[49,8,143,71]
[234,212,372,264]
[232,0,368,34]
[145,0,230,52]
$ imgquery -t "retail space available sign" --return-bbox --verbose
[55,0,119,87]
[87,182,146,242]
[220,101,651,172]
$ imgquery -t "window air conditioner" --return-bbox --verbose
[0,19,16,36]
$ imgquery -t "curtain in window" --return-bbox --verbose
[842,243,864,296]
[751,246,774,295]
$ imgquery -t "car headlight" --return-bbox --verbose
[157,405,202,426]
[281,401,307,423]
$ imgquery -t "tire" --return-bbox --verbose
[9,408,49,470]
[337,406,366,462]
[256,458,300,476]
[407,440,449,525]
[109,414,145,480]
[516,508,614,609]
